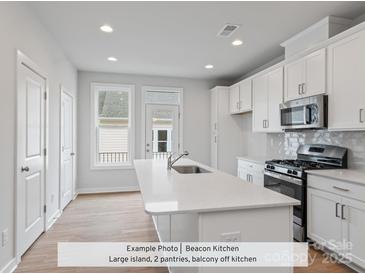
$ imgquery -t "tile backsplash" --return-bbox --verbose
[266,130,365,171]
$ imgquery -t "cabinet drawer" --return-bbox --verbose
[237,160,264,172]
[308,175,365,201]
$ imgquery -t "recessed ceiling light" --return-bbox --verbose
[205,64,214,69]
[100,25,113,33]
[107,57,118,62]
[232,40,243,46]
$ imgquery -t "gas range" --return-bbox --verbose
[263,144,348,242]
[265,159,337,179]
[265,144,348,179]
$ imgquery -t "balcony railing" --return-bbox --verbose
[98,152,128,163]
[153,152,171,160]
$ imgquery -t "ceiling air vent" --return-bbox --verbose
[217,24,240,38]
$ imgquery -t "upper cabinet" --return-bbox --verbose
[284,48,326,102]
[229,79,252,114]
[327,30,365,131]
[252,66,283,133]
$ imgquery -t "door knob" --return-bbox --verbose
[70,152,75,156]
[21,166,30,172]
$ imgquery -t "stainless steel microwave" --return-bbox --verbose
[280,95,327,130]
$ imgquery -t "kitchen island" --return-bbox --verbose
[134,158,300,273]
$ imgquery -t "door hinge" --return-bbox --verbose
[43,205,47,213]
[44,92,47,100]
[43,148,47,156]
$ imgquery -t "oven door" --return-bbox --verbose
[264,170,304,224]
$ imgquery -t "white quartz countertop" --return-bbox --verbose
[306,169,365,186]
[134,158,300,215]
[236,155,267,165]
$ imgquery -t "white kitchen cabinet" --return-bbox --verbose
[211,87,243,175]
[237,159,264,187]
[327,30,365,131]
[307,188,343,251]
[252,66,283,132]
[308,174,365,269]
[238,80,252,112]
[229,84,240,114]
[284,48,326,102]
[229,79,252,114]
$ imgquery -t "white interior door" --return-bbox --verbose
[145,104,179,159]
[17,62,46,255]
[60,90,74,209]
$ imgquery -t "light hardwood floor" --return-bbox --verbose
[15,192,354,273]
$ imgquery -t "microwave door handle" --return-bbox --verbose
[303,106,307,125]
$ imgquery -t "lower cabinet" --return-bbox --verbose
[307,179,365,269]
[237,159,264,187]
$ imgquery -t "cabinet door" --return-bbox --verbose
[251,170,264,187]
[307,188,342,251]
[252,74,268,132]
[267,67,283,132]
[284,58,305,101]
[328,31,365,130]
[341,197,365,268]
[239,80,252,112]
[229,85,240,114]
[304,48,326,97]
[210,90,218,168]
[237,167,249,182]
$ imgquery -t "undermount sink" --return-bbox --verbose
[172,165,211,174]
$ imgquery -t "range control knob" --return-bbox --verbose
[292,170,298,175]
[287,170,293,174]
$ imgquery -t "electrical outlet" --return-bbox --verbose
[220,231,241,242]
[2,229,9,247]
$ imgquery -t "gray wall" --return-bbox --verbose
[0,2,77,270]
[77,71,221,192]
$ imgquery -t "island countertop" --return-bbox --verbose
[134,158,300,215]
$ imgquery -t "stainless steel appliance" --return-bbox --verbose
[264,144,347,241]
[280,94,328,130]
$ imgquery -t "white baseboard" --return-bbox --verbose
[46,209,61,231]
[76,186,140,194]
[0,258,17,273]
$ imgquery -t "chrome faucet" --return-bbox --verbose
[167,151,189,169]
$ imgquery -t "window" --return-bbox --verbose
[91,83,135,169]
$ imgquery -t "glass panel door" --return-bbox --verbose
[145,104,179,159]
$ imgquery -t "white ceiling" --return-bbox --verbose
[30,2,365,81]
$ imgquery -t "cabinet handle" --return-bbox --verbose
[360,109,364,123]
[341,204,346,220]
[301,83,305,94]
[335,202,340,218]
[333,186,350,192]
[21,166,30,172]
[298,84,301,95]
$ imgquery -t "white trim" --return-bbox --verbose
[15,50,49,261]
[90,82,136,170]
[141,86,184,159]
[0,258,17,273]
[46,209,61,231]
[76,186,139,194]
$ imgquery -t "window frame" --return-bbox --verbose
[90,82,135,170]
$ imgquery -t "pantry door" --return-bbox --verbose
[60,89,75,209]
[17,53,46,256]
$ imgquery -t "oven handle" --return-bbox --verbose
[264,170,303,186]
